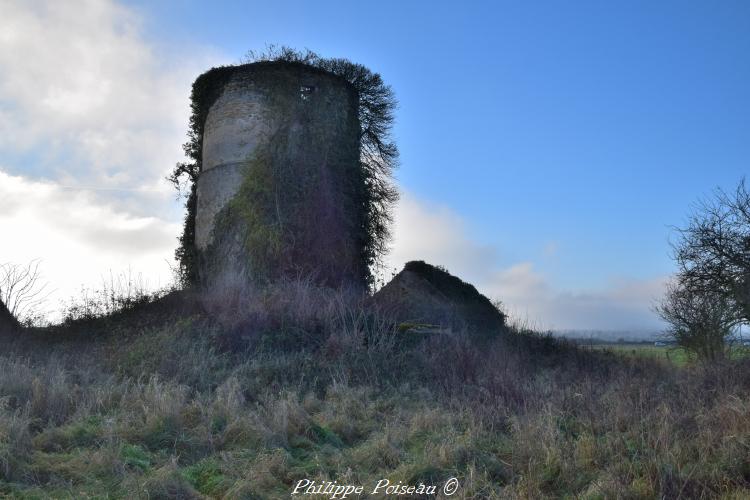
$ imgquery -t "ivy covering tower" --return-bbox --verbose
[170,48,399,290]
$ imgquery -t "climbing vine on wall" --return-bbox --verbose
[170,46,399,289]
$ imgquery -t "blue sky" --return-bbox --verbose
[1,0,749,331]
[127,0,750,287]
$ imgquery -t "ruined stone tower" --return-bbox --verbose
[194,61,364,288]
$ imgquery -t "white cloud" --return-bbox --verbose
[387,192,667,333]
[0,0,225,318]
[484,268,668,332]
[0,0,220,207]
[386,192,497,284]
[0,170,179,318]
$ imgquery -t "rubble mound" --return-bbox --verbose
[374,260,506,338]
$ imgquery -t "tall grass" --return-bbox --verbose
[59,270,173,325]
[1,278,749,498]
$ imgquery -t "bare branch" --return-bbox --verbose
[0,259,52,326]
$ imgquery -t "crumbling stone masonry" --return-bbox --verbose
[194,62,363,288]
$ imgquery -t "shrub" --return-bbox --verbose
[656,280,738,361]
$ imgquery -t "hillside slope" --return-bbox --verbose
[0,298,18,336]
[1,280,750,498]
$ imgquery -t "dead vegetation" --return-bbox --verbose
[0,278,749,498]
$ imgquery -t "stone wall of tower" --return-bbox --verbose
[194,62,363,287]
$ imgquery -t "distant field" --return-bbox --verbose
[585,343,749,366]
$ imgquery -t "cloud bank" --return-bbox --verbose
[0,170,179,315]
[0,0,221,315]
[0,0,215,199]
[387,192,667,333]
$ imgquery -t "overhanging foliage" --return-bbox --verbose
[170,47,399,289]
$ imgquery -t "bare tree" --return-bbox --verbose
[656,280,739,362]
[0,259,50,326]
[673,178,750,322]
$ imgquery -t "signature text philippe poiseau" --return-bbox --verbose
[291,478,460,498]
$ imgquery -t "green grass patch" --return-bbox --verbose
[590,343,750,366]
[121,443,151,472]
[181,458,228,496]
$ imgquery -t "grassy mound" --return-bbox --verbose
[1,280,750,498]
[373,261,507,338]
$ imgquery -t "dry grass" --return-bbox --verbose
[0,279,749,498]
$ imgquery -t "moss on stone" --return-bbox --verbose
[172,51,398,290]
[198,62,363,287]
